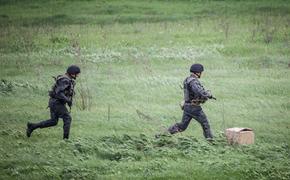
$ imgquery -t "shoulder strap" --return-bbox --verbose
[186,76,196,84]
[56,74,70,82]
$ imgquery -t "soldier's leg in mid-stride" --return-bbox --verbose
[193,109,213,139]
[26,109,59,137]
[54,103,72,139]
[168,105,193,134]
[62,113,72,139]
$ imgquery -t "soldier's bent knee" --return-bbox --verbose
[48,119,58,126]
[63,114,71,121]
[52,120,58,126]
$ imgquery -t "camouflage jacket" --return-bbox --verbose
[183,74,212,106]
[49,74,75,104]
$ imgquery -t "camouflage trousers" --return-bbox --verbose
[168,105,213,139]
[31,99,72,139]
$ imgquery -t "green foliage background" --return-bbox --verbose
[0,0,290,179]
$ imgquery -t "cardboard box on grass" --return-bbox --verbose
[225,127,254,145]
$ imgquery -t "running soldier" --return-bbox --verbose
[26,65,81,139]
[167,63,215,141]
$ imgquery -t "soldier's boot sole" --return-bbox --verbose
[206,137,216,144]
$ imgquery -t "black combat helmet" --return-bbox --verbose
[190,63,204,73]
[67,65,81,75]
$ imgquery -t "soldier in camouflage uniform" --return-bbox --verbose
[168,64,215,140]
[26,65,81,139]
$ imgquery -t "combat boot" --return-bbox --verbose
[206,137,214,142]
[63,132,70,140]
[168,124,181,134]
[26,122,35,137]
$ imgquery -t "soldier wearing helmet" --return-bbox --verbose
[167,63,215,141]
[26,65,81,139]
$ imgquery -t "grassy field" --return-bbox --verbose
[1,0,290,179]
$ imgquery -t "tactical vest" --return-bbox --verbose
[183,76,195,102]
[49,74,75,99]
[183,76,206,105]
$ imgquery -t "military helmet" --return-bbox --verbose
[67,65,81,75]
[190,63,204,73]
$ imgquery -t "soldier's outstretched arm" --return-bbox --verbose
[190,80,212,99]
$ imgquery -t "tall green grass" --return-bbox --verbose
[0,0,290,179]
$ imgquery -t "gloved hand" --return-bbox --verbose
[67,100,73,107]
[208,95,217,100]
